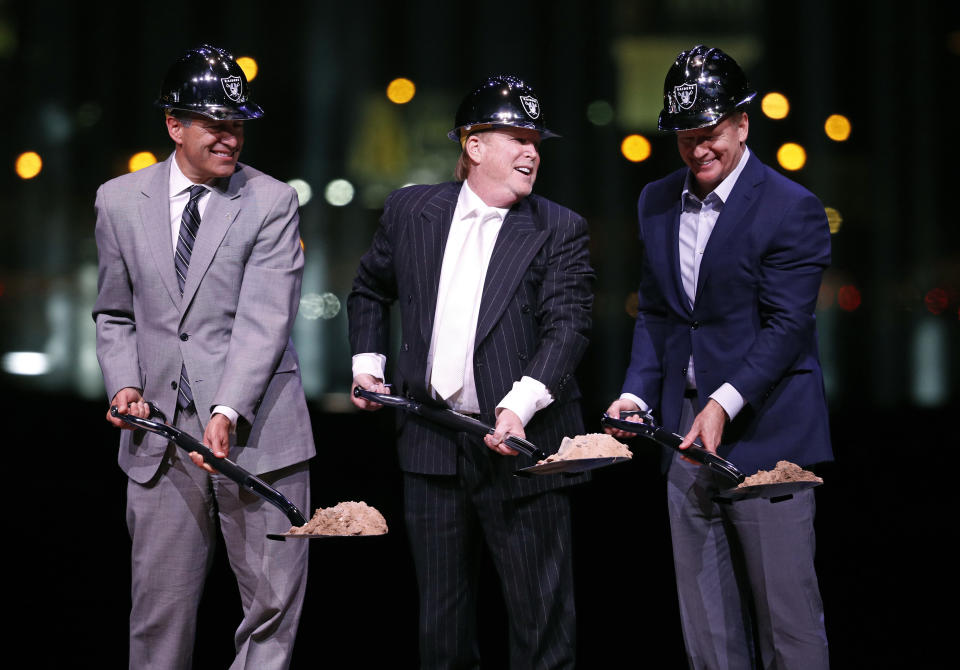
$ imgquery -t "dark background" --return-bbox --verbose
[2,1,957,667]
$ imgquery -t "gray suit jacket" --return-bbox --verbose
[348,182,594,498]
[93,154,315,483]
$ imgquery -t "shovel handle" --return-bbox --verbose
[353,387,546,460]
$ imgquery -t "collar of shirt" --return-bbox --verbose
[168,154,211,200]
[455,179,509,225]
[682,146,751,209]
[168,156,213,248]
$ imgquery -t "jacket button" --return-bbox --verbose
[401,343,409,351]
[518,352,527,360]
[521,304,531,314]
[681,367,688,376]
[691,321,700,330]
[180,333,189,341]
[171,381,178,390]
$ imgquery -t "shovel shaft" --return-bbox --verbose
[353,387,546,460]
[109,406,307,526]
[600,414,745,486]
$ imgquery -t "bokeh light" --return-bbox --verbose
[236,56,258,82]
[824,206,843,234]
[924,288,949,315]
[621,134,651,162]
[2,351,50,375]
[777,142,806,171]
[587,100,614,126]
[761,92,790,119]
[128,151,157,173]
[288,178,313,206]
[324,178,355,206]
[15,151,42,179]
[300,292,342,320]
[824,114,851,141]
[386,78,416,104]
[837,285,861,311]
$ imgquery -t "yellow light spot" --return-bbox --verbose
[621,134,651,162]
[824,114,851,141]
[15,151,42,179]
[386,78,416,104]
[777,142,806,171]
[824,206,843,234]
[236,57,258,82]
[761,92,790,120]
[128,151,158,173]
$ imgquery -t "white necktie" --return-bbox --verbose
[430,210,499,400]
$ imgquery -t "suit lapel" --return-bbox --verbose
[664,195,691,316]
[179,168,243,318]
[138,156,181,308]
[414,184,459,344]
[695,153,763,301]
[475,199,548,348]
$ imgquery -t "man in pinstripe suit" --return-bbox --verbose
[348,75,594,669]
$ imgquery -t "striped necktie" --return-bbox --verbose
[175,184,206,409]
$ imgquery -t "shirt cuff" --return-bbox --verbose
[352,353,387,381]
[497,376,554,427]
[212,405,239,432]
[619,393,650,413]
[709,383,745,420]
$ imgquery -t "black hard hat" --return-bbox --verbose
[658,45,756,132]
[155,44,264,120]
[448,74,558,143]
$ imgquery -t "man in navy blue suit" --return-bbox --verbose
[349,75,593,669]
[606,46,831,669]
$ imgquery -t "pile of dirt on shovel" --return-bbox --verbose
[738,460,823,488]
[287,501,388,536]
[539,433,632,464]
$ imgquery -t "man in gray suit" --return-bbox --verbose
[349,75,594,669]
[93,44,314,669]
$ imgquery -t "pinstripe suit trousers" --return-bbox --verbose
[403,433,576,670]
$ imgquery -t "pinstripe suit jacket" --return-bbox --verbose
[349,181,594,498]
[93,154,316,482]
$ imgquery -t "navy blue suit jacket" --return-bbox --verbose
[349,181,594,497]
[622,152,833,474]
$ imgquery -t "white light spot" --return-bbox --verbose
[300,292,341,320]
[288,178,313,206]
[2,351,50,375]
[324,179,355,207]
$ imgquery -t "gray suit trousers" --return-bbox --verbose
[667,398,828,670]
[125,407,309,670]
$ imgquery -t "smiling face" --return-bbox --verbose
[676,112,748,198]
[464,127,541,208]
[166,112,245,184]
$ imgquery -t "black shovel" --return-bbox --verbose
[110,404,307,529]
[353,387,545,459]
[600,413,745,487]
